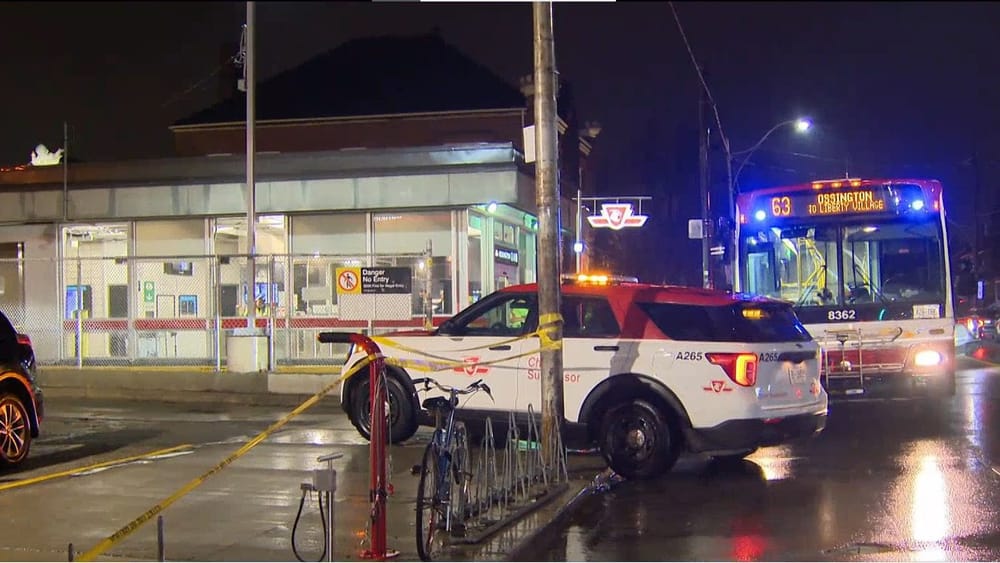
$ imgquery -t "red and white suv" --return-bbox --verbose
[340,277,828,479]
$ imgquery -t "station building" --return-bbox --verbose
[0,34,595,369]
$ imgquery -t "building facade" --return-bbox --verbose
[0,34,598,369]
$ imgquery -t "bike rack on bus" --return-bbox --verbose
[317,331,396,560]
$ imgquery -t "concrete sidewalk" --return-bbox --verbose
[36,366,344,406]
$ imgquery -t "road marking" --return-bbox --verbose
[0,444,193,493]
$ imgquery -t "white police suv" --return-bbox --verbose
[339,275,827,479]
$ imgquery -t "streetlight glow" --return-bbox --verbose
[794,118,812,133]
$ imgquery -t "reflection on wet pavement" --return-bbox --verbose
[521,366,1000,562]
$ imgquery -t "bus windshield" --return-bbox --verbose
[739,216,945,308]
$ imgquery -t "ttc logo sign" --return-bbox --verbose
[587,203,648,231]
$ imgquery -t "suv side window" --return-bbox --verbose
[451,294,537,337]
[562,297,620,338]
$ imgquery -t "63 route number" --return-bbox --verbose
[827,309,857,321]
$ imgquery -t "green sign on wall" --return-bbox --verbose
[143,281,155,303]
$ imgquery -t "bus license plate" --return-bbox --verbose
[846,388,865,395]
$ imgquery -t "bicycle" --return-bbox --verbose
[412,376,492,561]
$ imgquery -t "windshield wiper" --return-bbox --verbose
[851,260,890,306]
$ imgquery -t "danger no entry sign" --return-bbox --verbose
[335,267,412,295]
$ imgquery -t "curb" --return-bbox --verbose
[505,479,594,561]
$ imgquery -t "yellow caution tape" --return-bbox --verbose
[372,314,564,374]
[0,444,194,493]
[76,358,372,562]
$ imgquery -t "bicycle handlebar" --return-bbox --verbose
[413,377,493,400]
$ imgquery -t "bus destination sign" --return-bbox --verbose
[767,189,889,219]
[808,190,886,215]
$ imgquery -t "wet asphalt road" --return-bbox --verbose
[3,360,1000,561]
[520,362,1000,562]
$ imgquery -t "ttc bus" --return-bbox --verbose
[734,178,955,399]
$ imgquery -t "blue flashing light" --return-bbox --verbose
[754,210,767,222]
[911,199,925,211]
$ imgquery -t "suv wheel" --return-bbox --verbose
[349,375,418,444]
[599,399,679,480]
[0,393,31,466]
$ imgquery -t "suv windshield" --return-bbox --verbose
[638,301,811,343]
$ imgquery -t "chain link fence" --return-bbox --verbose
[2,252,447,369]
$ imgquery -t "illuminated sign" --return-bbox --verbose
[30,144,63,166]
[761,189,895,219]
[587,203,648,230]
[809,190,886,215]
[494,247,519,265]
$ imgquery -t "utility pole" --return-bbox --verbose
[245,1,257,325]
[698,78,712,289]
[533,1,565,469]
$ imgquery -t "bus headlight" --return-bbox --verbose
[913,349,943,367]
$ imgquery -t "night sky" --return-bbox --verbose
[3,2,998,283]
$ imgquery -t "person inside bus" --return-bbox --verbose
[817,287,836,306]
[848,284,871,303]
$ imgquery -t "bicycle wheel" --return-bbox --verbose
[450,422,471,533]
[416,441,448,561]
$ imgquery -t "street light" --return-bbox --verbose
[731,118,812,192]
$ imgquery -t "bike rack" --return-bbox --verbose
[317,331,396,560]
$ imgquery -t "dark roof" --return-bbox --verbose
[174,34,526,127]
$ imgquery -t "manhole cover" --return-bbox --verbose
[823,542,897,556]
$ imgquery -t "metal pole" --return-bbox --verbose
[62,122,68,221]
[245,1,257,330]
[533,1,565,471]
[156,515,165,561]
[722,134,734,291]
[325,484,334,562]
[214,257,222,372]
[365,340,388,558]
[425,239,434,329]
[575,188,582,273]
[76,248,83,368]
[698,82,711,289]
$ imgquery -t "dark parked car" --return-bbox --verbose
[0,310,43,468]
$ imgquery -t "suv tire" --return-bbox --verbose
[599,399,679,480]
[349,375,418,444]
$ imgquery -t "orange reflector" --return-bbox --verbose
[850,180,862,187]
[831,181,843,188]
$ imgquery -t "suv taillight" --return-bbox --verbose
[16,333,31,347]
[706,352,758,387]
